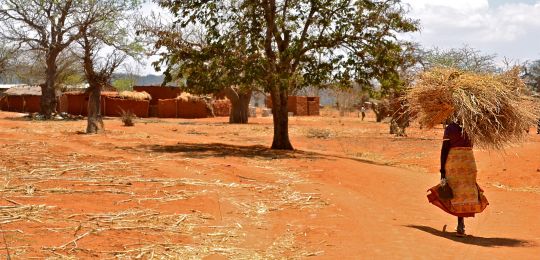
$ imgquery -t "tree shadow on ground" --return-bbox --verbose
[136,142,325,160]
[405,225,534,248]
[132,142,404,166]
[2,116,29,121]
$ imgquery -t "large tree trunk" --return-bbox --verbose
[372,102,389,122]
[86,84,104,134]
[225,86,251,124]
[270,87,293,150]
[41,53,59,119]
[261,5,293,150]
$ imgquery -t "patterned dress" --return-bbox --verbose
[427,124,489,217]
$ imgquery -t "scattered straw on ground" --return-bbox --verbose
[0,135,326,259]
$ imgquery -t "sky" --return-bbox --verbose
[137,0,540,75]
[401,0,540,65]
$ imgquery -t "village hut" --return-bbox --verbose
[0,85,60,113]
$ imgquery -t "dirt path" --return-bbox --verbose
[0,111,538,259]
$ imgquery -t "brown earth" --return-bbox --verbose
[0,109,539,259]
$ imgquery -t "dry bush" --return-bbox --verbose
[120,109,136,126]
[333,88,359,116]
[372,99,391,122]
[119,91,151,101]
[389,92,411,136]
[407,67,539,149]
[306,128,332,139]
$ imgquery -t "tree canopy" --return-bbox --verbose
[421,45,498,73]
[0,43,17,77]
[156,0,419,149]
[523,59,540,93]
[0,0,141,118]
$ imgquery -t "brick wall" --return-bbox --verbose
[0,95,41,113]
[103,97,150,118]
[157,99,178,118]
[177,99,209,118]
[62,93,88,116]
[212,99,231,117]
[156,98,213,118]
[23,96,41,113]
[60,92,117,116]
[265,95,318,116]
[307,97,320,116]
[290,96,308,116]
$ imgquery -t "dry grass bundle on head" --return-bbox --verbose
[119,91,151,101]
[407,67,539,150]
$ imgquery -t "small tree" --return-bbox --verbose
[0,43,17,77]
[388,91,410,136]
[372,99,390,122]
[1,49,84,86]
[0,0,92,118]
[75,0,141,134]
[112,77,136,91]
[421,45,498,73]
[137,13,262,124]
[523,60,540,93]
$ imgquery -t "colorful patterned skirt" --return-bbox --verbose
[427,147,489,217]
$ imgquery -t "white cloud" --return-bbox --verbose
[406,0,489,12]
[136,1,540,75]
[402,0,540,62]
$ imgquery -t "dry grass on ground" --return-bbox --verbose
[0,110,539,259]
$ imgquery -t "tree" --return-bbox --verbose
[112,77,136,91]
[158,0,418,150]
[137,13,262,124]
[523,60,540,93]
[0,49,85,86]
[74,0,140,134]
[421,45,498,73]
[0,0,91,118]
[0,43,17,77]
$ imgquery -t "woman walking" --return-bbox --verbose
[407,68,538,237]
[428,121,489,236]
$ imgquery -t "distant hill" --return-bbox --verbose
[1,73,168,86]
[112,73,166,86]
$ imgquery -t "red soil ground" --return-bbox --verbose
[0,109,539,259]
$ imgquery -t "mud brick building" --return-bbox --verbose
[133,86,182,117]
[265,95,320,116]
[0,86,53,113]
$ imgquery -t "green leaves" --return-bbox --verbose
[421,46,498,73]
[153,0,419,95]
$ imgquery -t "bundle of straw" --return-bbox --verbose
[176,92,202,102]
[119,91,152,101]
[407,67,539,150]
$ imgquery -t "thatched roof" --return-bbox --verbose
[2,86,43,96]
[176,92,204,102]
[118,91,151,101]
[62,91,119,97]
[0,84,24,90]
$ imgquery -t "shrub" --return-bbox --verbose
[120,109,136,126]
[306,128,331,139]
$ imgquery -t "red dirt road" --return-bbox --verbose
[0,110,539,259]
